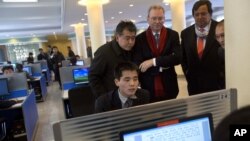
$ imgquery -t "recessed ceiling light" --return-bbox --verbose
[111,17,115,20]
[138,15,142,18]
[119,11,123,14]
[105,21,108,23]
[84,13,88,16]
[3,0,38,2]
[81,19,85,21]
[129,4,134,7]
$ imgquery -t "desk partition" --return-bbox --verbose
[0,72,28,99]
[53,89,237,141]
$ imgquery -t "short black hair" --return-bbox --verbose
[192,0,213,16]
[214,106,250,141]
[2,65,14,73]
[29,52,33,56]
[15,63,23,72]
[114,62,139,80]
[115,20,137,36]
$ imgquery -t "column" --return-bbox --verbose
[78,0,108,56]
[225,0,250,107]
[165,0,186,75]
[73,23,87,58]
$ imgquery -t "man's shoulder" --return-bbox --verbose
[135,89,150,98]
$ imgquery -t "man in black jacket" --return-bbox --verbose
[95,62,150,113]
[51,46,65,89]
[89,20,137,98]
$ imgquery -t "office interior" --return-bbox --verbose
[0,0,250,140]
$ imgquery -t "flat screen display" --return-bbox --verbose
[72,68,89,84]
[23,66,32,76]
[120,114,213,141]
[0,78,9,96]
[76,60,84,66]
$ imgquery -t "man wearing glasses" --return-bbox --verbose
[181,0,221,96]
[89,20,137,98]
[134,5,181,102]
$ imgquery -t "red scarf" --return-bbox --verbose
[146,27,168,98]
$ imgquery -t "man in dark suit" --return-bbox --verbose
[95,62,150,113]
[89,21,137,98]
[215,20,225,89]
[134,5,181,102]
[181,0,221,95]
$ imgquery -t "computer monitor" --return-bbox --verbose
[76,60,84,66]
[72,68,89,84]
[0,78,9,97]
[120,113,213,141]
[23,66,32,76]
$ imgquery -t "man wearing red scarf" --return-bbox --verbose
[134,5,181,102]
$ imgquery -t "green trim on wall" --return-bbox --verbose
[0,36,47,45]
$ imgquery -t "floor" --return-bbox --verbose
[33,76,188,141]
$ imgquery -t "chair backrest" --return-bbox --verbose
[68,86,95,117]
[0,118,6,141]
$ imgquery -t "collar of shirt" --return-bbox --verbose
[152,32,160,36]
[118,89,128,105]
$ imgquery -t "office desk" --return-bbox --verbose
[62,90,73,119]
[0,90,38,141]
[28,76,47,102]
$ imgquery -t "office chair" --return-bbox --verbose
[0,118,6,141]
[68,86,95,117]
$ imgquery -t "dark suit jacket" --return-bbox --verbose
[134,28,181,101]
[89,40,133,98]
[181,20,221,95]
[95,89,150,113]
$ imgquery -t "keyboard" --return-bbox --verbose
[16,99,24,103]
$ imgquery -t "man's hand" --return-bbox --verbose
[139,59,154,72]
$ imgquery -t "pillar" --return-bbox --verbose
[225,0,250,107]
[165,0,186,75]
[78,0,108,56]
[73,23,87,58]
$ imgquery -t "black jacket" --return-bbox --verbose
[89,40,133,98]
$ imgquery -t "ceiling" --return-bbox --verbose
[0,0,224,39]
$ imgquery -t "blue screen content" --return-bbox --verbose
[73,68,89,84]
[76,60,84,66]
[23,66,32,76]
[0,78,9,96]
[122,116,212,141]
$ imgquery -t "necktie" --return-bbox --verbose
[123,98,133,108]
[154,33,159,48]
[197,37,204,59]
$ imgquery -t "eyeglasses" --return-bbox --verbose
[149,16,165,22]
[215,33,224,40]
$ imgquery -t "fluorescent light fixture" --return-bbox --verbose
[3,0,38,2]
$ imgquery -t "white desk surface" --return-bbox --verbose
[62,90,69,100]
[10,96,27,108]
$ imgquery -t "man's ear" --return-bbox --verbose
[114,78,119,87]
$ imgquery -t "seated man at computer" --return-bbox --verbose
[95,62,150,113]
[0,66,18,109]
[15,63,34,80]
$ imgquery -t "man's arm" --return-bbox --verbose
[88,49,108,98]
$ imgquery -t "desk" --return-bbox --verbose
[0,90,38,141]
[28,76,47,102]
[62,90,72,119]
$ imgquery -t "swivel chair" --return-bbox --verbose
[68,86,95,117]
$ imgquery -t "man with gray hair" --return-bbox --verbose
[134,5,181,102]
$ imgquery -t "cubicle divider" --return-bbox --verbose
[59,66,84,90]
[53,89,237,141]
[0,72,28,99]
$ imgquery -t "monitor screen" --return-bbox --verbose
[120,114,213,141]
[0,78,9,96]
[72,68,89,84]
[76,60,84,66]
[23,66,32,76]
